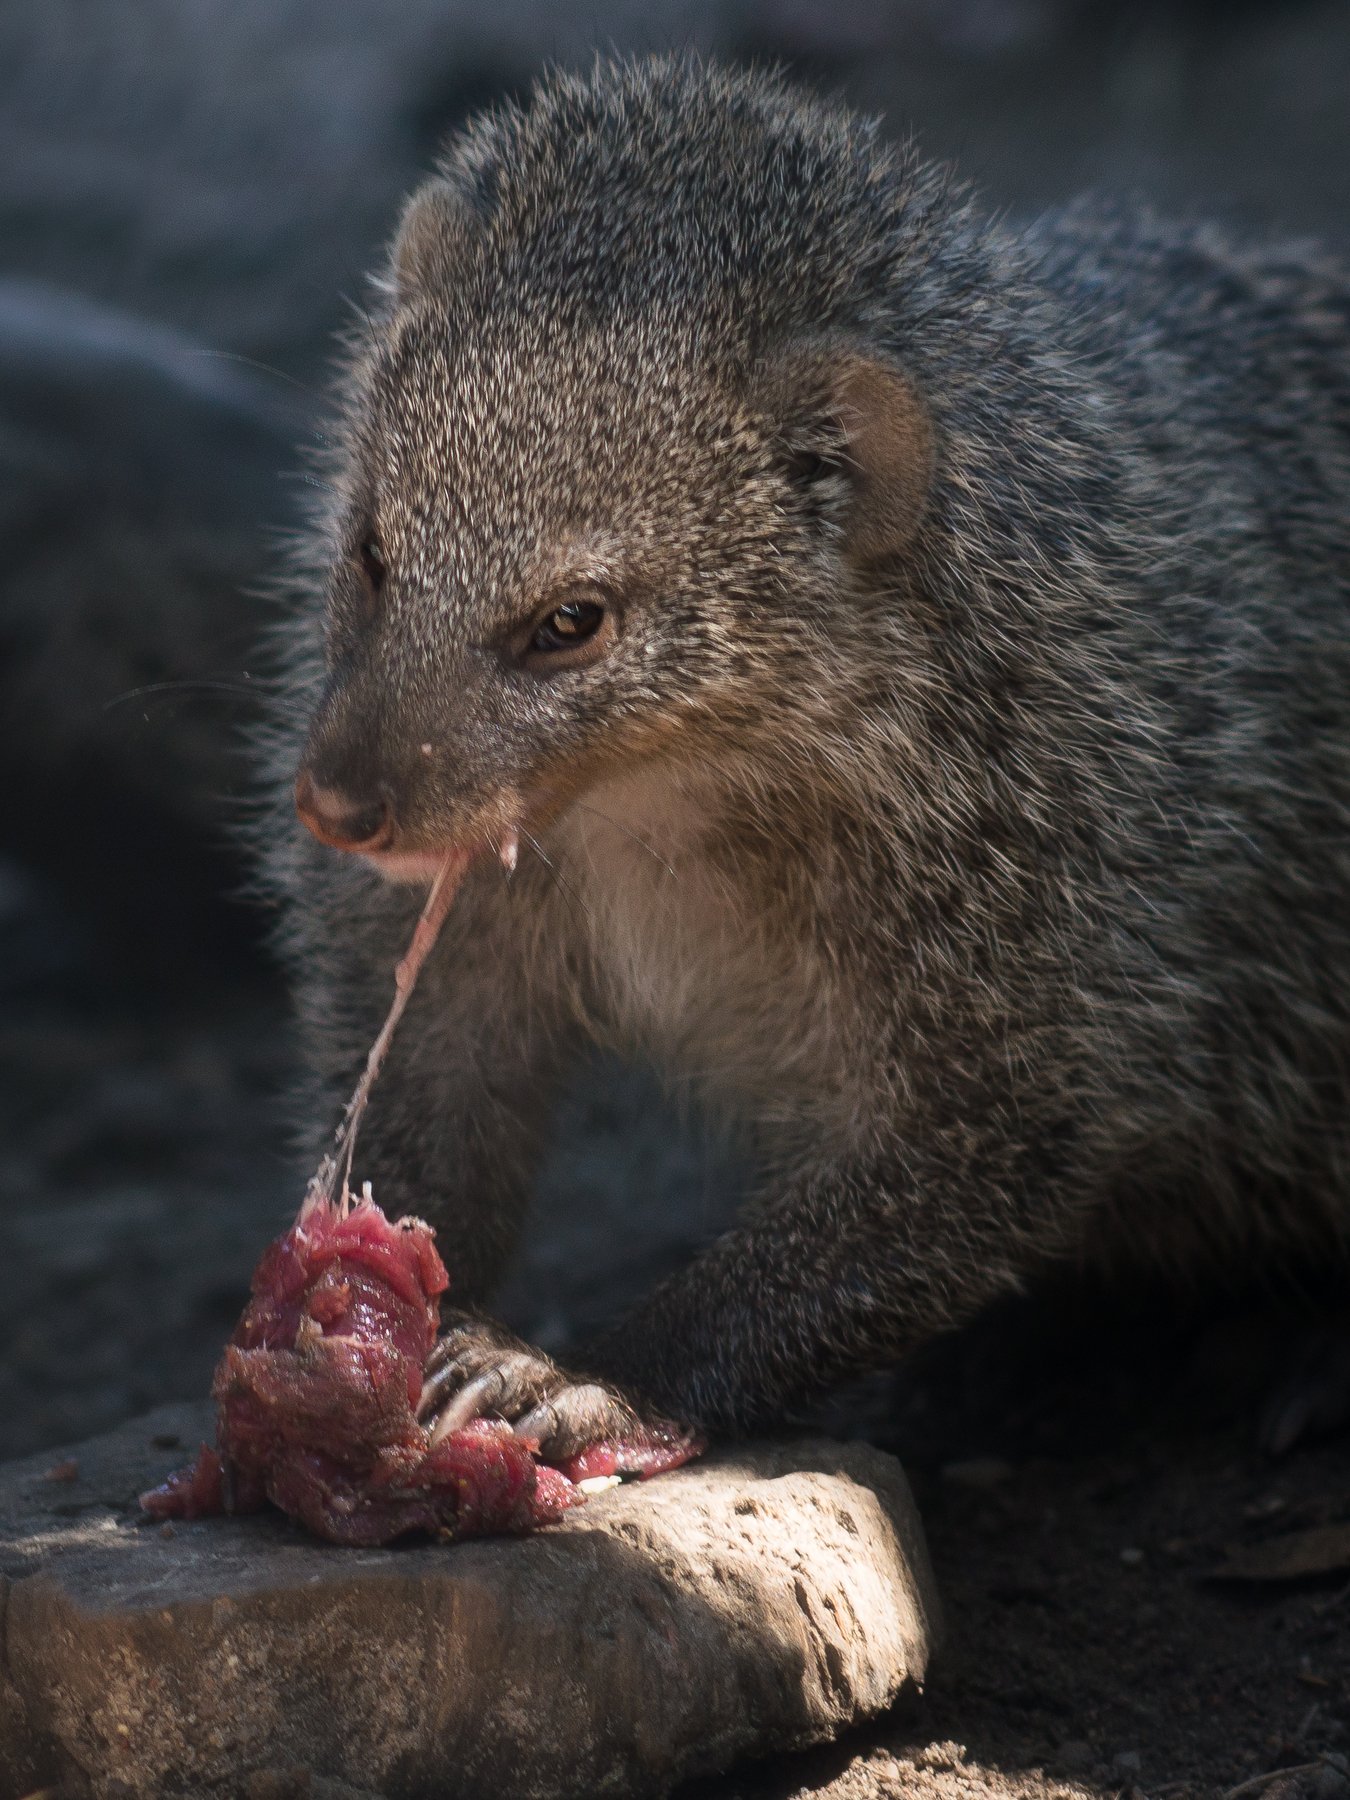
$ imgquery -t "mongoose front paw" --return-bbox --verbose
[417,1312,701,1478]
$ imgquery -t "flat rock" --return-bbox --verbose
[0,1403,941,1800]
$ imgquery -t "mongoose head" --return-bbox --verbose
[294,58,940,882]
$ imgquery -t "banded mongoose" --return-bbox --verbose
[273,55,1350,1458]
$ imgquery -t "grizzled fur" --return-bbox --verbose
[267,56,1350,1447]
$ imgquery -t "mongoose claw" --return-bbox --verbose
[418,1313,701,1475]
[511,1384,634,1460]
[509,1387,702,1480]
[418,1315,555,1435]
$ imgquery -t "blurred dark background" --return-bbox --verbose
[2,0,1349,1463]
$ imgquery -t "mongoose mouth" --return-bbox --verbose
[361,846,471,884]
[294,761,528,890]
[361,830,520,888]
[294,772,518,887]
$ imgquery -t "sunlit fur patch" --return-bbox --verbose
[556,760,867,1156]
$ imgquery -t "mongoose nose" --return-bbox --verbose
[294,770,395,853]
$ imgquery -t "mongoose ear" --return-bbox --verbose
[389,180,483,307]
[768,351,934,565]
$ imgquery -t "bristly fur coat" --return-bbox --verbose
[263,56,1350,1452]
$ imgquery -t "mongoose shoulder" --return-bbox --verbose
[272,54,1350,1452]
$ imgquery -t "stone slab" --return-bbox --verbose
[0,1403,941,1800]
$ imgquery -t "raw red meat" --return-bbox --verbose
[140,1188,579,1543]
[141,852,698,1545]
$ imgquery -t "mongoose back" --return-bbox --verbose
[273,55,1350,1455]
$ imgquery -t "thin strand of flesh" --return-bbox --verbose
[305,847,473,1216]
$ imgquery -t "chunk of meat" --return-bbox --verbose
[141,850,698,1546]
[141,1189,575,1543]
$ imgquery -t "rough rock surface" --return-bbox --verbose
[0,1402,940,1800]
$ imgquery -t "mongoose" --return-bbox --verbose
[272,55,1350,1459]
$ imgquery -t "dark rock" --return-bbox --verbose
[0,1403,940,1799]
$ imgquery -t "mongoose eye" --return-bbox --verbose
[527,598,607,659]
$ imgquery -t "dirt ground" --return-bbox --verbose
[4,892,1350,1800]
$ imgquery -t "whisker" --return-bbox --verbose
[571,799,678,881]
[190,349,316,396]
[520,828,594,931]
[102,676,261,712]
[339,289,380,343]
